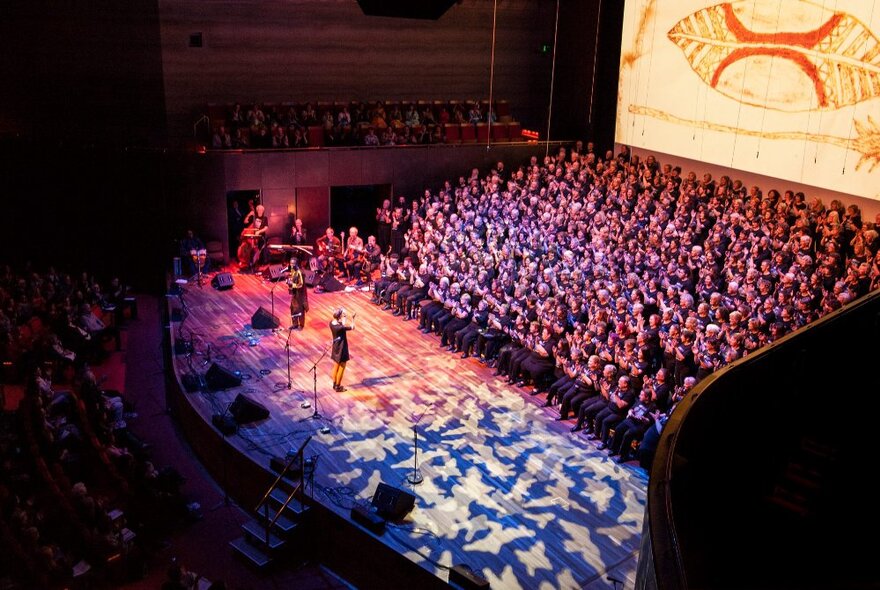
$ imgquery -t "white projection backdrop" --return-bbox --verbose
[616,0,880,201]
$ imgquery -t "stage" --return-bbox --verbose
[167,270,648,589]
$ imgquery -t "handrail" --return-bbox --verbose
[254,434,312,513]
[270,482,302,531]
[254,435,311,549]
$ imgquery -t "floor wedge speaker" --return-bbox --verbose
[211,413,238,436]
[449,564,490,589]
[251,306,280,330]
[370,483,415,521]
[204,363,241,391]
[319,274,345,292]
[229,393,270,424]
[211,272,234,291]
[303,269,318,287]
[266,264,286,281]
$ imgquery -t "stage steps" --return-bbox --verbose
[230,468,312,570]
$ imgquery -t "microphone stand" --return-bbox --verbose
[285,327,293,390]
[407,401,434,485]
[299,341,332,433]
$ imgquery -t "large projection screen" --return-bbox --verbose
[616,0,880,201]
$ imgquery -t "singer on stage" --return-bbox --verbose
[287,258,308,330]
[330,308,355,392]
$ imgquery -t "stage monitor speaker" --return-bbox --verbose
[251,306,280,330]
[303,269,318,287]
[174,339,192,356]
[266,264,286,281]
[318,273,345,292]
[356,0,457,19]
[449,564,490,590]
[211,272,235,291]
[211,413,238,436]
[351,504,386,535]
[204,363,241,391]
[370,483,415,521]
[181,373,205,393]
[229,393,270,424]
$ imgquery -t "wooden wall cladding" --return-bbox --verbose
[158,0,557,136]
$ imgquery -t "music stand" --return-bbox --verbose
[407,401,434,485]
[299,341,332,434]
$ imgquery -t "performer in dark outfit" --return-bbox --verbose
[330,308,356,392]
[287,258,308,330]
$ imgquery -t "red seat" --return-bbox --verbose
[490,122,509,142]
[496,100,510,118]
[460,124,476,143]
[508,121,522,141]
[307,125,324,147]
[475,123,489,143]
[443,123,460,143]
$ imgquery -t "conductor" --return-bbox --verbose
[330,308,355,392]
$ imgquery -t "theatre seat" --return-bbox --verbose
[491,122,509,142]
[307,125,324,147]
[460,124,476,143]
[443,123,460,143]
[475,123,489,143]
[508,121,522,141]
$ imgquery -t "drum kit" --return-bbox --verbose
[184,248,207,287]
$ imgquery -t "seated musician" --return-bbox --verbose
[180,229,209,275]
[363,235,382,279]
[315,227,342,276]
[285,218,309,265]
[344,226,366,285]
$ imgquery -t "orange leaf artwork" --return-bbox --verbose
[668,1,880,111]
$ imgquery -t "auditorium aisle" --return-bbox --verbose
[118,295,352,590]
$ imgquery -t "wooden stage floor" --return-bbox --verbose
[170,272,648,589]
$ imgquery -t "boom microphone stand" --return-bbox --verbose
[407,401,434,485]
[284,328,293,390]
[299,341,332,434]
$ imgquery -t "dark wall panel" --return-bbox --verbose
[261,188,296,238]
[328,150,365,186]
[260,152,296,189]
[225,154,263,190]
[296,186,331,244]
[294,151,331,187]
[360,149,397,186]
[2,0,166,146]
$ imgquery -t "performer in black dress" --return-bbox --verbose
[330,307,356,392]
[287,258,308,330]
